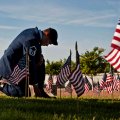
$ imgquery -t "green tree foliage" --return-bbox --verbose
[45,59,63,75]
[80,47,107,75]
[45,59,76,75]
[45,47,110,75]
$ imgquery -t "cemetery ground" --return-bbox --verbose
[0,89,120,120]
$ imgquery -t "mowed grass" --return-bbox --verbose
[0,96,120,120]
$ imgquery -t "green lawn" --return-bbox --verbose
[0,96,119,120]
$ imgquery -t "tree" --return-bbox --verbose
[80,47,106,76]
[45,59,63,75]
[45,59,76,75]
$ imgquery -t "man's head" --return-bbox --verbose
[41,28,58,46]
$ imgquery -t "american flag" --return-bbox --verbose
[93,81,101,94]
[111,18,120,50]
[84,76,92,93]
[46,75,53,92]
[116,74,120,91]
[112,74,120,91]
[69,42,85,97]
[69,64,85,97]
[104,49,120,72]
[57,51,71,86]
[8,65,28,85]
[48,75,53,85]
[100,70,120,93]
[100,72,107,90]
[106,73,114,82]
[105,65,114,94]
[105,73,114,94]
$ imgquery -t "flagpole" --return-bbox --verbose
[118,73,120,99]
[75,41,78,67]
[76,42,78,100]
[69,49,72,98]
[60,86,61,99]
[25,47,30,97]
[75,41,80,115]
[102,67,107,99]
[110,64,114,101]
[91,75,94,98]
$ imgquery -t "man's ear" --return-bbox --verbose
[43,28,50,36]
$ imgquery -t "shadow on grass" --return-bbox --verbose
[0,97,120,120]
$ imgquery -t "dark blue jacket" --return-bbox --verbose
[0,27,42,84]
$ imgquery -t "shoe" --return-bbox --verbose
[40,91,56,98]
[36,89,56,98]
[39,90,51,98]
[33,85,56,98]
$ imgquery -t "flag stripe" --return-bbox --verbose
[104,49,120,72]
[69,65,81,82]
[106,50,119,65]
[114,32,120,39]
[57,54,71,86]
[57,66,70,85]
[113,36,120,42]
[8,65,28,84]
[111,20,120,49]
[69,64,85,97]
[115,28,120,33]
[105,49,118,60]
[84,76,91,92]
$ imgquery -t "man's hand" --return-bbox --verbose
[0,78,10,85]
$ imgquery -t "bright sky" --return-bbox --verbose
[0,0,120,62]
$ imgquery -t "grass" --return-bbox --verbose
[0,96,120,120]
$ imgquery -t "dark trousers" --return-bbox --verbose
[23,61,46,96]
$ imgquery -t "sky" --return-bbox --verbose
[0,0,120,62]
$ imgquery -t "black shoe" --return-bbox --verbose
[36,90,56,98]
[33,86,56,98]
[40,91,51,98]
